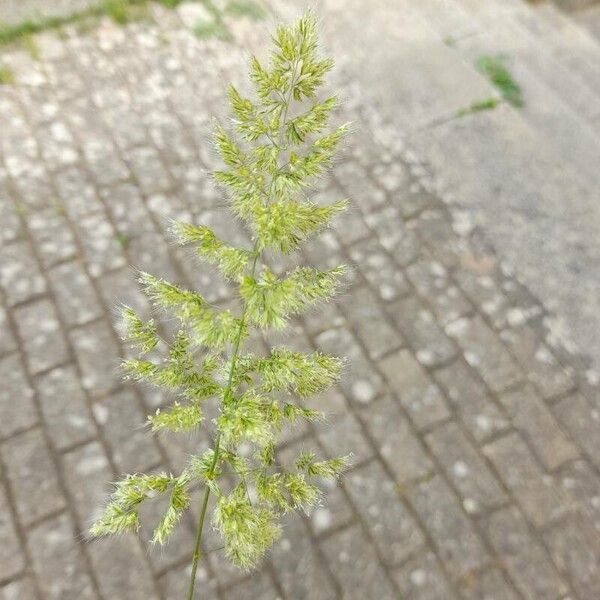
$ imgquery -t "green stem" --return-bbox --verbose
[185,251,258,600]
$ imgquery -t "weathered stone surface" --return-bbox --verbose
[393,551,456,600]
[0,354,37,438]
[554,392,600,471]
[426,422,506,515]
[380,349,450,429]
[2,428,65,525]
[49,261,103,327]
[272,516,337,600]
[483,433,571,528]
[28,513,96,600]
[498,385,578,471]
[433,360,509,443]
[345,461,424,566]
[405,476,488,578]
[445,316,521,392]
[87,536,160,600]
[0,577,38,600]
[14,299,69,375]
[69,320,121,395]
[36,365,95,450]
[484,506,569,600]
[359,395,432,483]
[0,242,46,307]
[321,525,398,599]
[0,487,25,582]
[62,441,112,525]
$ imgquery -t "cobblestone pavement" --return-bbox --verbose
[1,3,600,599]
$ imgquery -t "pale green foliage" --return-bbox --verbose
[91,10,352,578]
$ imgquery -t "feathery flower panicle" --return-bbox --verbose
[91,10,352,595]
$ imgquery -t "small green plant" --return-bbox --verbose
[0,64,14,84]
[115,232,130,249]
[224,0,266,20]
[476,54,523,107]
[91,11,351,598]
[456,96,500,118]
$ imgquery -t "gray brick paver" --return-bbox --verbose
[0,7,598,600]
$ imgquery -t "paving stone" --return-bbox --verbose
[500,326,575,400]
[81,133,130,188]
[405,475,488,578]
[54,166,103,218]
[95,388,162,475]
[0,307,17,355]
[0,241,46,306]
[62,442,112,525]
[366,205,420,266]
[359,395,432,483]
[411,210,463,268]
[445,316,521,393]
[317,411,373,465]
[498,385,579,471]
[70,320,121,395]
[387,295,457,367]
[483,433,571,528]
[2,428,65,525]
[0,578,37,600]
[225,572,281,600]
[315,327,383,405]
[0,189,23,245]
[336,286,402,360]
[345,461,424,566]
[393,551,456,600]
[0,354,37,438]
[453,269,511,330]
[334,161,387,216]
[458,568,519,600]
[36,365,95,450]
[48,260,103,326]
[75,211,127,278]
[101,182,157,238]
[336,205,371,246]
[426,422,506,515]
[28,513,96,600]
[433,360,509,443]
[557,459,600,531]
[348,236,411,301]
[14,299,69,375]
[158,562,220,600]
[484,506,568,600]
[554,393,600,471]
[543,514,600,599]
[127,146,172,196]
[87,536,160,600]
[271,516,337,600]
[380,349,450,429]
[321,525,398,599]
[406,257,471,326]
[0,485,25,582]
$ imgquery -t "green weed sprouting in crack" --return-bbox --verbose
[193,0,266,41]
[0,0,192,46]
[0,64,15,84]
[455,55,523,118]
[455,97,500,118]
[475,54,523,107]
[90,11,352,599]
